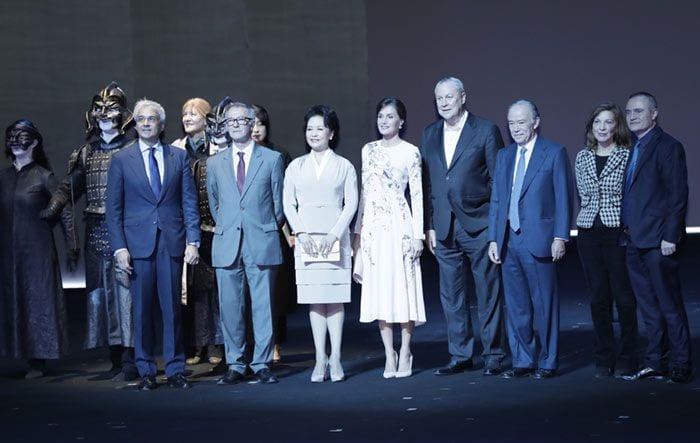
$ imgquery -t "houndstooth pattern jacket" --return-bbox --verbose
[575,146,629,228]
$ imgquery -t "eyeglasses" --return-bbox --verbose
[135,115,160,124]
[222,117,253,127]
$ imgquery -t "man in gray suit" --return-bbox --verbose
[206,101,285,384]
[421,77,507,376]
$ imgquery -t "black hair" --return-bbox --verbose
[303,105,340,151]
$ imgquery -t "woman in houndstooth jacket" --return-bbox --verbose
[575,102,639,379]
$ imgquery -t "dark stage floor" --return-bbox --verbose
[2,238,699,443]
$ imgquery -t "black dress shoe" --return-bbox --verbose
[670,367,693,384]
[533,368,556,379]
[502,367,534,378]
[434,360,473,376]
[167,373,191,389]
[138,376,158,391]
[483,362,504,376]
[255,368,278,384]
[218,369,245,385]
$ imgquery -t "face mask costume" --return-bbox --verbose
[206,96,235,148]
[40,81,136,367]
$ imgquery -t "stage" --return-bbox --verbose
[1,238,698,443]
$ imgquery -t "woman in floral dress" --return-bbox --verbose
[353,98,425,378]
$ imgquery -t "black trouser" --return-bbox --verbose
[577,226,639,372]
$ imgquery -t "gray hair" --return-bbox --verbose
[225,101,256,120]
[134,98,166,124]
[434,77,465,95]
[508,99,540,120]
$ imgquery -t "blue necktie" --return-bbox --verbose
[508,147,527,232]
[149,147,162,199]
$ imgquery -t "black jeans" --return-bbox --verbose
[577,226,639,371]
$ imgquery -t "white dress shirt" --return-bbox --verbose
[139,139,165,185]
[442,111,468,167]
[232,141,254,180]
[511,135,537,190]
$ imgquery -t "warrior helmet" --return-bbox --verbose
[85,81,133,137]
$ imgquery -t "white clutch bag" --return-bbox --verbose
[300,233,340,262]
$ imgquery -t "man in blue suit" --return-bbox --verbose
[206,101,285,385]
[421,77,507,376]
[106,99,201,390]
[487,99,572,379]
[621,92,691,383]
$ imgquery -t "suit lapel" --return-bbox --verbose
[519,137,546,198]
[241,143,263,199]
[430,125,448,171]
[447,114,476,171]
[160,144,175,201]
[127,144,157,203]
[583,150,597,182]
[220,148,240,198]
[599,147,625,179]
[503,145,517,200]
[631,130,660,185]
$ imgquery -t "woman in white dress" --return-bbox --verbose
[353,98,425,378]
[283,105,358,382]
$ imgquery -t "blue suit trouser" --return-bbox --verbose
[131,230,185,378]
[625,244,691,371]
[502,228,559,370]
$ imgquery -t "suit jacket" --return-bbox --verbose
[575,146,629,228]
[420,112,504,239]
[106,142,200,259]
[622,127,688,248]
[206,143,285,267]
[488,136,572,258]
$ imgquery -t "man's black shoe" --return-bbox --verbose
[670,367,693,384]
[167,373,192,389]
[255,368,278,384]
[533,368,556,379]
[434,360,473,376]
[138,376,158,391]
[502,367,534,378]
[217,369,245,385]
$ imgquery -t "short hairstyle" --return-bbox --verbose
[134,98,166,124]
[508,99,540,120]
[584,102,632,150]
[225,101,255,120]
[5,119,51,170]
[628,91,658,109]
[181,97,211,117]
[434,77,465,95]
[303,104,340,151]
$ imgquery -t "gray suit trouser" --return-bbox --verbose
[216,244,277,374]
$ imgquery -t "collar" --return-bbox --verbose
[233,140,254,157]
[443,110,468,132]
[518,134,537,153]
[139,138,163,153]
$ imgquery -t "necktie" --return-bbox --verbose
[236,151,245,193]
[621,140,641,225]
[508,147,527,232]
[149,147,161,199]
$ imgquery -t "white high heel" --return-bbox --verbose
[311,355,329,383]
[395,354,413,378]
[383,351,398,379]
[329,357,345,382]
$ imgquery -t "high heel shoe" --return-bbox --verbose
[311,356,329,383]
[395,354,413,378]
[383,351,398,379]
[329,357,345,382]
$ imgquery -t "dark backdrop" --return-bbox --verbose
[1,0,697,288]
[367,0,699,225]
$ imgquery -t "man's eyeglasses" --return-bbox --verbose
[135,115,160,124]
[222,117,253,127]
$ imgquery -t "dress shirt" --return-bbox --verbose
[442,111,468,167]
[139,139,164,185]
[232,141,254,180]
[511,135,537,189]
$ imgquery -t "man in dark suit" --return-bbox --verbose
[421,77,507,376]
[487,99,572,379]
[621,92,692,383]
[206,101,285,385]
[106,99,201,390]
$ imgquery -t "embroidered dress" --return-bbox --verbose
[355,140,425,324]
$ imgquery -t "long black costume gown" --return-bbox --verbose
[0,162,74,359]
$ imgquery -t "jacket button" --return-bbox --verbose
[446,176,450,180]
